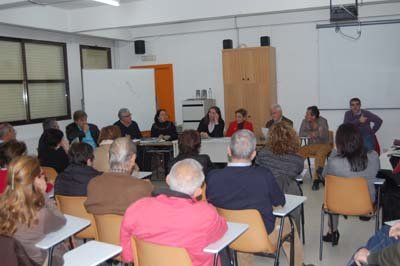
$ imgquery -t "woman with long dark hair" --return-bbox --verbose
[322,123,379,245]
[197,106,225,138]
[150,109,177,141]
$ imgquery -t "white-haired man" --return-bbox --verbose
[0,123,16,144]
[114,108,142,139]
[207,130,307,266]
[120,159,228,266]
[84,137,153,215]
[265,104,293,129]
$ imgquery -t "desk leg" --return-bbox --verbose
[213,254,218,266]
[288,217,295,266]
[376,185,381,233]
[274,217,285,266]
[48,246,54,266]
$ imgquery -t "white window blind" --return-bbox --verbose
[0,84,27,122]
[25,43,65,80]
[0,41,23,80]
[28,83,67,119]
[81,48,110,69]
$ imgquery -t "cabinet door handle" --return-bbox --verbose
[242,78,245,80]
[247,78,250,80]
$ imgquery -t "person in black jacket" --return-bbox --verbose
[167,130,214,175]
[54,142,101,196]
[38,129,69,173]
[114,108,142,139]
[66,110,99,148]
[151,109,177,141]
[197,106,225,138]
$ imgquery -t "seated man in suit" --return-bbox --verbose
[265,104,293,129]
[66,110,99,148]
[348,221,400,266]
[114,108,142,139]
[120,159,227,266]
[84,137,153,215]
[0,123,16,144]
[206,129,305,266]
[298,105,332,191]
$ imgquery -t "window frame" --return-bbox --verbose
[79,45,112,69]
[0,36,71,126]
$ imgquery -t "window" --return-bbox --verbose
[80,45,111,69]
[0,37,70,125]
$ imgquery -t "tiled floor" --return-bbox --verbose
[152,170,377,266]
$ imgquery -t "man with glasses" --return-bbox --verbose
[114,108,142,139]
[344,98,382,152]
[0,123,16,144]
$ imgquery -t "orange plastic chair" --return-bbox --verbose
[319,175,378,260]
[217,208,289,265]
[94,214,124,262]
[42,166,58,184]
[132,236,192,266]
[55,195,97,240]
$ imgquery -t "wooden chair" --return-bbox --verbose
[55,195,97,241]
[319,175,379,260]
[217,208,292,266]
[93,214,124,262]
[199,182,207,202]
[42,166,58,184]
[132,236,192,266]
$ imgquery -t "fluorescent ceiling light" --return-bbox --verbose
[92,0,120,6]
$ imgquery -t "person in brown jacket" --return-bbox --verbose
[85,137,153,215]
[0,156,66,265]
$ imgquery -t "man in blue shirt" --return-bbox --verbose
[206,129,305,266]
[66,110,99,148]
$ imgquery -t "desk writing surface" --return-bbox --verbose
[135,171,152,179]
[203,222,248,253]
[36,215,90,249]
[200,137,230,163]
[385,219,400,227]
[273,194,307,217]
[63,241,122,266]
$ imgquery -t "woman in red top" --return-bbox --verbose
[226,108,254,137]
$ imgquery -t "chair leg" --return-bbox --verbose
[328,214,334,247]
[233,250,238,266]
[319,205,325,261]
[301,203,305,244]
[307,157,313,180]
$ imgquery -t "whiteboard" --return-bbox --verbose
[318,23,400,109]
[82,69,156,131]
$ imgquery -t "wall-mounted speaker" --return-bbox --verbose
[260,36,270,46]
[223,39,233,49]
[134,40,145,54]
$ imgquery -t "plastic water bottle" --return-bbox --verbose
[208,88,213,99]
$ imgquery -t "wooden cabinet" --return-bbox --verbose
[222,47,277,138]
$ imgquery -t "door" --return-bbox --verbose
[130,64,175,122]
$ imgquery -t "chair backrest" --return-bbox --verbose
[200,182,207,202]
[217,208,275,253]
[55,195,97,239]
[328,130,334,145]
[132,236,192,266]
[94,214,124,261]
[324,175,374,215]
[42,166,58,184]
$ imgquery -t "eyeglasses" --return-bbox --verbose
[121,114,131,118]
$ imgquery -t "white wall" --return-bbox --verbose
[114,5,400,149]
[0,24,115,153]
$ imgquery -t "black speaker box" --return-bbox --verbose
[260,36,270,46]
[134,40,145,54]
[223,39,233,49]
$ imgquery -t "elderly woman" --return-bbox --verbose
[322,123,379,246]
[255,122,304,231]
[93,125,121,172]
[167,130,214,175]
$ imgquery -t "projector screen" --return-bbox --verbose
[318,23,400,109]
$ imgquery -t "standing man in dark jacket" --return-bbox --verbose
[66,110,99,148]
[344,98,382,152]
[54,142,101,196]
